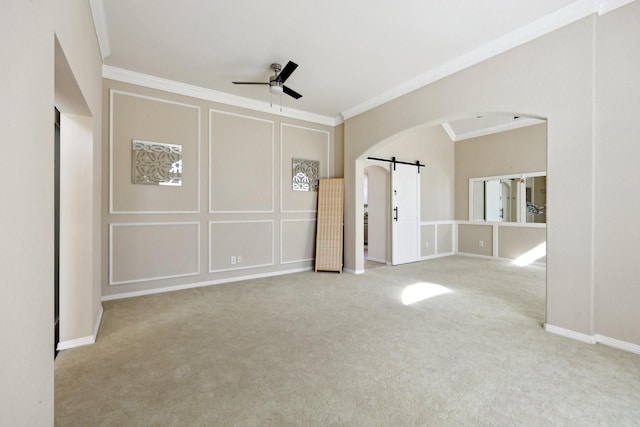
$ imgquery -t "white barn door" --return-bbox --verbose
[391,163,421,265]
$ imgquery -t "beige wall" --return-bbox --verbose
[594,1,640,345]
[371,125,455,221]
[363,125,455,266]
[103,80,337,298]
[498,227,546,262]
[455,123,547,220]
[1,0,103,424]
[344,6,640,346]
[344,17,595,338]
[458,224,494,257]
[455,123,547,260]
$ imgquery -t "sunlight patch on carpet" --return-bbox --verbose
[513,242,546,267]
[401,282,451,305]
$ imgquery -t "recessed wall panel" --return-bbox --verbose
[437,223,454,254]
[498,226,546,263]
[210,111,274,212]
[458,224,492,256]
[110,223,200,285]
[281,124,330,212]
[421,225,436,257]
[110,91,200,213]
[209,221,273,272]
[281,219,317,264]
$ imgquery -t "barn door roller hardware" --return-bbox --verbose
[366,156,425,173]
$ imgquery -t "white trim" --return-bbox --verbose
[94,305,104,339]
[598,0,638,15]
[209,109,275,214]
[448,118,545,142]
[544,324,597,344]
[366,256,388,264]
[109,89,201,214]
[441,123,457,141]
[56,305,104,350]
[88,0,110,59]
[101,267,312,301]
[109,222,201,285]
[279,123,331,213]
[420,220,456,257]
[456,252,496,261]
[57,335,95,351]
[420,220,455,225]
[595,334,640,355]
[421,252,454,261]
[457,220,546,229]
[103,65,341,126]
[280,219,317,264]
[544,325,640,355]
[343,268,365,275]
[341,0,598,120]
[208,220,275,273]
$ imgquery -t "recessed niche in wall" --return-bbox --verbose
[292,158,319,192]
[132,140,182,186]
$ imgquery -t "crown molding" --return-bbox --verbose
[441,123,457,141]
[447,118,545,142]
[598,0,638,14]
[103,65,341,127]
[89,0,110,59]
[341,0,609,120]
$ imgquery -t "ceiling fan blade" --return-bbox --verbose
[283,85,302,99]
[276,61,298,83]
[232,81,270,85]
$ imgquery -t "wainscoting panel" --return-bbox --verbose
[110,222,200,285]
[281,219,317,264]
[280,123,330,213]
[209,110,274,213]
[421,224,436,257]
[109,90,200,214]
[209,221,274,272]
[458,223,493,257]
[437,223,454,254]
[498,226,546,263]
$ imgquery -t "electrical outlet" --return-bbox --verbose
[479,240,484,247]
[425,241,429,248]
[237,256,242,264]
[231,256,236,264]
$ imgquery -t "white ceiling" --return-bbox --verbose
[91,0,629,128]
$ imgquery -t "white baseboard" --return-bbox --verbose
[595,334,640,355]
[57,305,104,351]
[102,267,313,301]
[57,335,95,351]
[343,268,365,274]
[545,324,640,354]
[456,252,495,261]
[544,323,596,344]
[421,252,455,261]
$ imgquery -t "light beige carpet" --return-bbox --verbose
[55,256,640,426]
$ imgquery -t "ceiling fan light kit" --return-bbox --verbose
[233,61,302,101]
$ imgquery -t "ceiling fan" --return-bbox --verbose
[233,61,302,99]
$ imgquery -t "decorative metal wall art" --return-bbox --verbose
[132,140,182,186]
[292,158,319,192]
